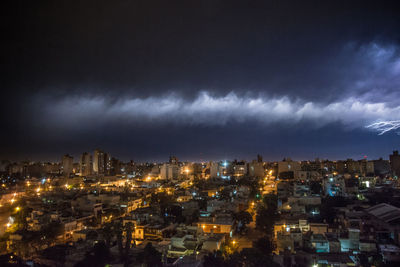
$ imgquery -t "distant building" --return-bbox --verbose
[336,159,374,175]
[248,160,264,178]
[80,152,92,176]
[278,158,301,179]
[93,149,111,175]
[169,155,178,164]
[160,163,179,180]
[390,151,400,177]
[233,161,247,177]
[373,158,391,176]
[359,159,374,176]
[62,154,73,176]
[93,149,105,175]
[209,161,230,179]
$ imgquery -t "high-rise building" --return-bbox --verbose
[104,153,111,175]
[110,157,121,175]
[93,149,105,175]
[93,149,112,175]
[390,151,400,177]
[62,154,73,176]
[80,152,92,176]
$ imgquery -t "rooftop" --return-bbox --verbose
[367,203,400,224]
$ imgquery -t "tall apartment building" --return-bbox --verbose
[93,149,111,175]
[93,149,105,175]
[80,152,92,176]
[62,154,73,176]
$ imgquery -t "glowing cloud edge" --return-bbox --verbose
[365,120,400,135]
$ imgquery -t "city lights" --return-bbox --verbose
[1,2,400,265]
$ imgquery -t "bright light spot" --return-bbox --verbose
[366,120,400,135]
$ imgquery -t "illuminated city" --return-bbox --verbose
[2,1,400,267]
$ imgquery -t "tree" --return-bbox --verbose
[253,236,275,261]
[256,194,278,235]
[125,222,133,255]
[203,251,226,267]
[138,242,162,267]
[115,221,123,259]
[101,223,113,247]
[233,211,253,234]
[75,241,111,267]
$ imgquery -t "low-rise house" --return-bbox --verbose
[197,214,233,235]
[276,232,295,254]
[309,223,328,235]
[201,234,225,252]
[366,203,400,245]
[359,240,377,253]
[379,244,400,263]
[311,234,329,253]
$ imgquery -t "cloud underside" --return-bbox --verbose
[26,42,398,135]
[41,91,400,134]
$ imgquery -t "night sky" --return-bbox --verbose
[1,0,400,162]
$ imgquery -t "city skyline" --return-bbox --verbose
[3,148,399,165]
[3,2,400,266]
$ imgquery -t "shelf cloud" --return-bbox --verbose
[38,91,400,134]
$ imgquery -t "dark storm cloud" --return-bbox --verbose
[1,0,400,160]
[27,43,400,129]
